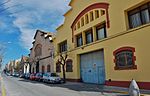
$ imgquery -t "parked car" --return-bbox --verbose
[19,74,25,78]
[6,72,11,76]
[25,73,30,79]
[43,73,61,83]
[13,72,20,77]
[30,73,36,80]
[35,73,43,81]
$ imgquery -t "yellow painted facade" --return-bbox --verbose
[54,0,150,88]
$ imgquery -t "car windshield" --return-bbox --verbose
[51,73,58,77]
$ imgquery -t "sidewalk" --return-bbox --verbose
[62,82,150,96]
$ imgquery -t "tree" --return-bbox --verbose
[14,61,20,73]
[0,43,5,70]
[57,53,68,83]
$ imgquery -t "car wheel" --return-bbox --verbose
[43,79,45,83]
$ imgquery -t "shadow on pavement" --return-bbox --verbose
[18,79,128,95]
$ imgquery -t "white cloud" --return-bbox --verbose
[4,0,71,49]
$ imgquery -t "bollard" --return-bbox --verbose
[129,80,140,96]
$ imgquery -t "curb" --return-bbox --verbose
[109,90,150,96]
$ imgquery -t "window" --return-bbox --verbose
[59,40,67,53]
[101,10,105,16]
[76,34,83,47]
[81,17,84,26]
[66,59,73,72]
[85,29,93,44]
[47,65,50,72]
[128,3,150,29]
[34,44,42,57]
[42,66,45,73]
[85,14,89,24]
[96,23,107,40]
[56,62,61,72]
[90,11,94,21]
[95,10,100,19]
[77,21,80,29]
[113,47,137,70]
[32,68,34,73]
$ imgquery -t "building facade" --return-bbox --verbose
[54,0,150,89]
[7,59,20,74]
[29,30,55,73]
[20,56,30,74]
[7,61,13,75]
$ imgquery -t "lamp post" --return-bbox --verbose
[0,57,2,73]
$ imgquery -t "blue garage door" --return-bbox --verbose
[80,50,105,84]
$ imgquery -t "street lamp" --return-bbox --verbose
[0,57,2,73]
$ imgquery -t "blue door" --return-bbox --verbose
[80,50,105,84]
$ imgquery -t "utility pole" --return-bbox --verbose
[0,57,2,74]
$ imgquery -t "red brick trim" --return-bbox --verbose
[71,3,110,42]
[105,80,150,90]
[113,47,135,55]
[113,47,137,70]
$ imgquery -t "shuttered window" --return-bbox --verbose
[59,40,67,53]
[66,59,73,72]
[56,62,61,72]
[47,65,50,72]
[42,66,45,73]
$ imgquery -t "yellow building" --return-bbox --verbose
[54,0,150,89]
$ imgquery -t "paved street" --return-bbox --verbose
[1,74,128,96]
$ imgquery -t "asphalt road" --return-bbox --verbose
[2,74,124,96]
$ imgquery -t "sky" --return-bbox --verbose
[0,0,71,66]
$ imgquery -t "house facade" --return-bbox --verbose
[20,56,30,74]
[29,30,55,74]
[8,61,13,75]
[7,59,20,74]
[54,0,150,89]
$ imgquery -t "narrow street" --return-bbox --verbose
[1,74,125,96]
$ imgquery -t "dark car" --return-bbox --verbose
[19,74,25,78]
[25,73,30,79]
[13,72,20,77]
[6,72,11,76]
[35,73,43,81]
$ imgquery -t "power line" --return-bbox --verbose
[0,4,21,14]
[0,0,23,16]
[0,0,11,7]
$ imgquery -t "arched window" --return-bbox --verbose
[32,68,34,73]
[47,65,51,72]
[42,65,45,73]
[66,59,73,72]
[113,47,137,70]
[34,44,42,57]
[56,62,61,73]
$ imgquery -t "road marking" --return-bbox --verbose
[1,77,6,96]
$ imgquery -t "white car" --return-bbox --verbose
[43,73,61,83]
